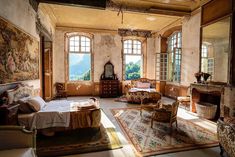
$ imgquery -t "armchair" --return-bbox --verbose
[0,125,36,157]
[217,118,235,157]
[151,101,179,128]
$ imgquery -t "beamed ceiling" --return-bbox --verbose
[38,0,203,32]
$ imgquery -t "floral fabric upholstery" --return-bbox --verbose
[217,118,235,157]
[126,78,161,104]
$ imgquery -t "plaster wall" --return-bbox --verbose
[53,27,155,95]
[146,37,156,79]
[181,12,201,86]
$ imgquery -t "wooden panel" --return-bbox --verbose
[164,84,180,99]
[44,74,51,100]
[202,0,232,25]
[164,84,189,99]
[67,82,93,96]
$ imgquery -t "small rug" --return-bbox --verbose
[37,125,122,156]
[111,107,218,156]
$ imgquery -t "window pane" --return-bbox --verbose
[69,53,91,81]
[125,55,141,80]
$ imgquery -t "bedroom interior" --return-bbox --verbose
[0,0,235,157]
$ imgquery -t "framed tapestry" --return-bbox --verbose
[0,17,39,84]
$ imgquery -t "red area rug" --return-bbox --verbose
[111,107,218,156]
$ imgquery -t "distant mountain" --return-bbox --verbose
[69,54,91,76]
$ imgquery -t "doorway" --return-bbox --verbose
[40,35,53,100]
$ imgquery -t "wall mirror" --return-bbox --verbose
[201,16,230,83]
[101,61,117,80]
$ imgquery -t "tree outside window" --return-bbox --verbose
[123,39,142,80]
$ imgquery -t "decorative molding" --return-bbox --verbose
[118,29,152,38]
[36,16,52,40]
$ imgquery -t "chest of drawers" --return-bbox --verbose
[100,80,120,98]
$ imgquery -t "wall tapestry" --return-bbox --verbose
[0,17,39,84]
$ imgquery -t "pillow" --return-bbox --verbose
[136,82,151,89]
[18,97,34,113]
[26,96,46,112]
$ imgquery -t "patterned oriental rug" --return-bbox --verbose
[111,107,218,156]
[37,125,122,156]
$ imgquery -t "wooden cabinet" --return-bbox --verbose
[100,80,120,98]
[0,104,19,125]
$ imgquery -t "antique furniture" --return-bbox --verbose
[0,125,36,157]
[0,103,20,125]
[100,61,120,98]
[1,84,101,134]
[151,101,179,128]
[55,82,67,98]
[177,96,190,110]
[217,118,235,157]
[139,91,161,116]
[126,78,161,103]
[177,87,190,110]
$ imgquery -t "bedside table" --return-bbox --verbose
[0,103,20,125]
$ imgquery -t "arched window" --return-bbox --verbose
[68,35,91,81]
[123,39,142,80]
[167,31,182,82]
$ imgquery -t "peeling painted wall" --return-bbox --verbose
[53,27,155,95]
[146,37,156,79]
[53,29,123,84]
[181,12,201,86]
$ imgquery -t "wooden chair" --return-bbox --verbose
[151,101,179,128]
[55,82,67,98]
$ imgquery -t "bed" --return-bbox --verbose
[1,84,101,133]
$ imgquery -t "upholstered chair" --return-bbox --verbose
[55,82,67,98]
[139,91,161,116]
[151,101,179,128]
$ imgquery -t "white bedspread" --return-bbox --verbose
[19,100,72,130]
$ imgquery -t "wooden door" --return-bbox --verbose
[43,41,53,100]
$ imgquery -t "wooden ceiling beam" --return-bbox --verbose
[37,0,106,9]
